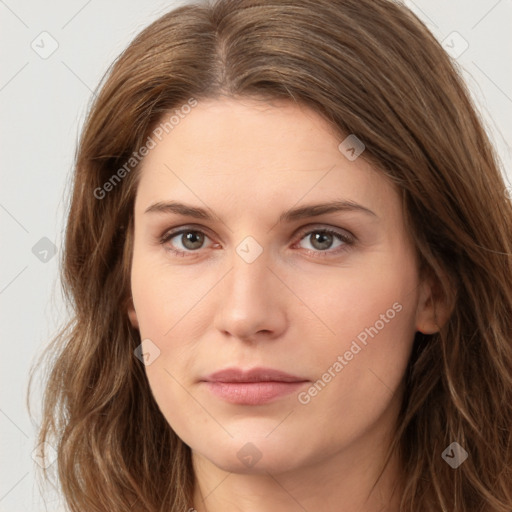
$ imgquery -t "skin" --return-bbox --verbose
[128,97,445,512]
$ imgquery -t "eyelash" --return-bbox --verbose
[159,225,356,259]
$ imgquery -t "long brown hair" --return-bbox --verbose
[29,0,512,510]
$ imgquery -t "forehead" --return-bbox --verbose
[134,97,396,220]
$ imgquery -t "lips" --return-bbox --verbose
[204,367,307,383]
[201,367,309,405]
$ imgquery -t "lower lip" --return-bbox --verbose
[204,381,308,405]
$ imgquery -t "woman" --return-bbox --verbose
[30,0,512,510]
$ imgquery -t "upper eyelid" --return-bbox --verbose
[161,223,353,238]
[295,224,354,238]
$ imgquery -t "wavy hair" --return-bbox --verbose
[29,0,512,510]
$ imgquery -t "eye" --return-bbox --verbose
[159,226,355,258]
[294,227,355,256]
[160,229,216,256]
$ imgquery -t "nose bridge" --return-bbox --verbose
[227,242,271,304]
[213,239,286,339]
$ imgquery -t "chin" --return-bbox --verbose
[194,434,311,475]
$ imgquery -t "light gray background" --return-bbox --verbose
[1,1,511,510]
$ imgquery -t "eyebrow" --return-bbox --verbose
[144,200,377,222]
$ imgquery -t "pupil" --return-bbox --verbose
[312,232,332,250]
[183,231,203,249]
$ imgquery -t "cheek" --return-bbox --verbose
[289,254,419,347]
[130,253,215,341]
[129,256,214,428]
[294,261,419,421]
[290,250,419,382]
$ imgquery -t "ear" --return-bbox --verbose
[415,275,452,334]
[127,298,139,330]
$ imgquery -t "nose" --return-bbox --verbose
[213,246,288,342]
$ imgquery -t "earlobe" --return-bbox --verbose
[415,276,452,334]
[127,299,139,329]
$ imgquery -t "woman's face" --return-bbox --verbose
[128,97,435,475]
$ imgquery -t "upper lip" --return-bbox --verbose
[202,367,308,383]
